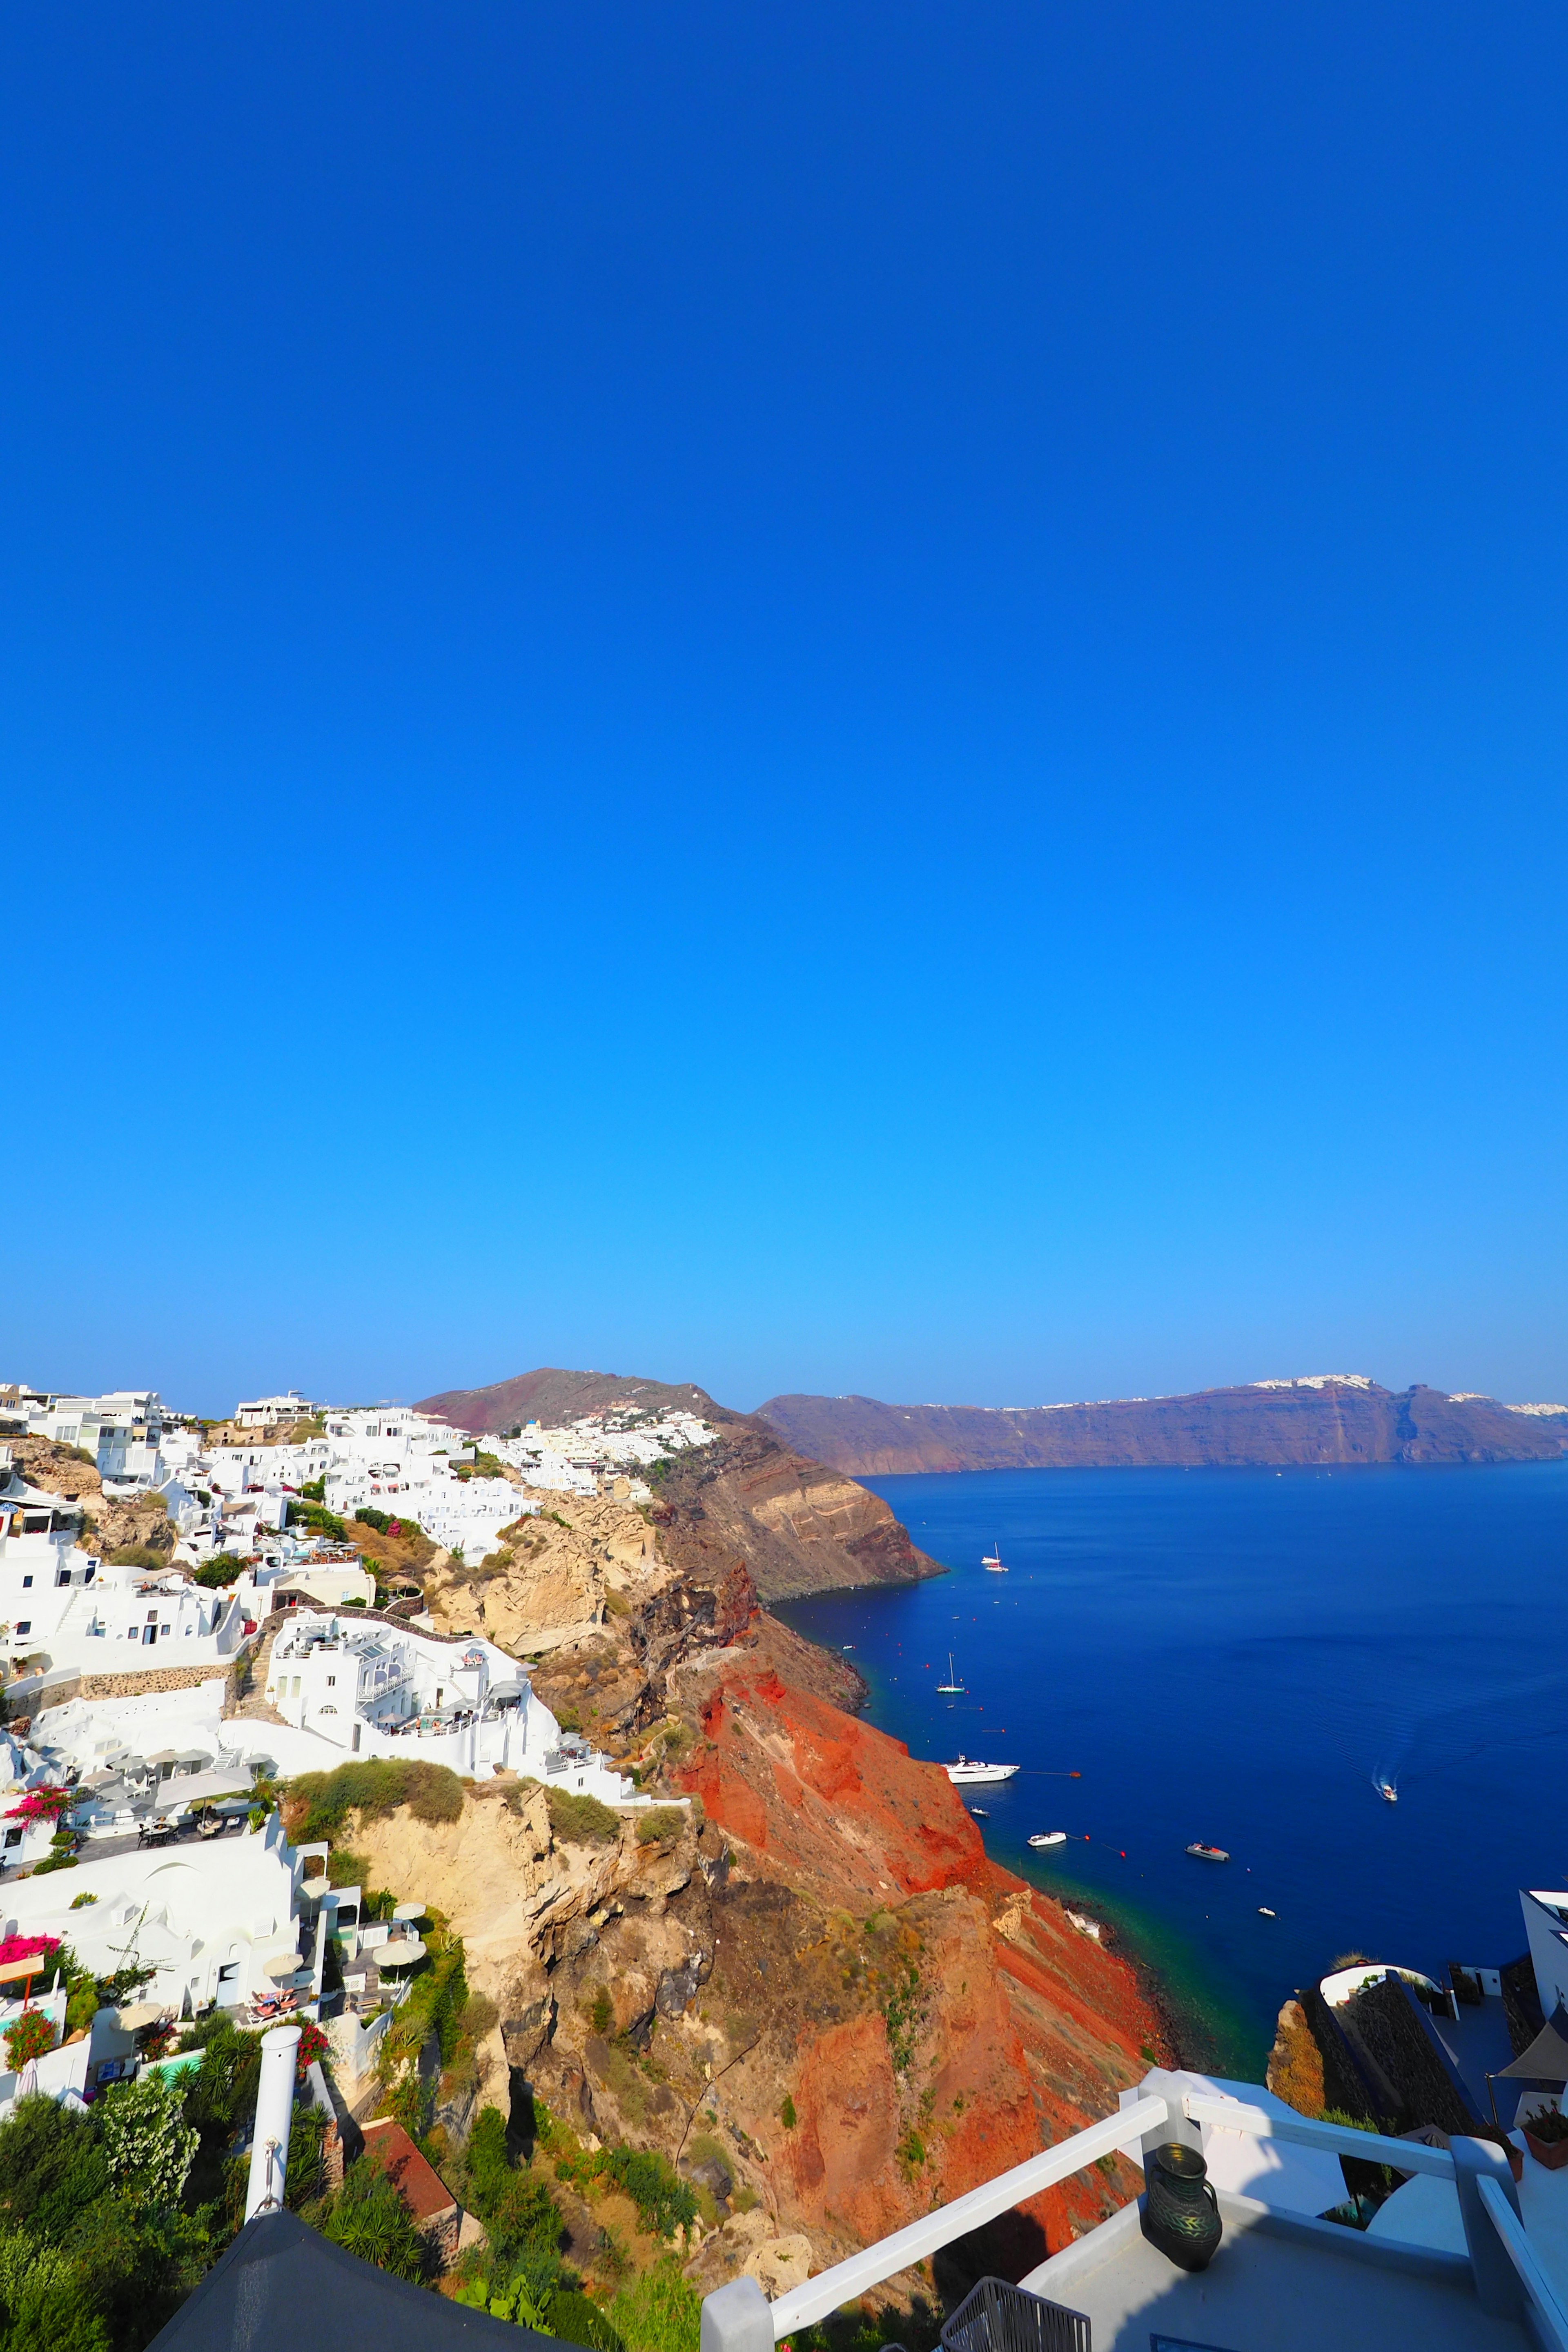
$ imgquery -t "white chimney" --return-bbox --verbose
[244,2023,303,2222]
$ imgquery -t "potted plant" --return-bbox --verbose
[1521,2105,1568,2171]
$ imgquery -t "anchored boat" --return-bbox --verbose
[1028,1831,1067,1849]
[935,1653,966,1694]
[1185,1842,1229,1862]
[944,1755,1019,1785]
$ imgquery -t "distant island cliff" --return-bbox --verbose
[755,1378,1568,1477]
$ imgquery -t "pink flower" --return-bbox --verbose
[0,1934,58,1967]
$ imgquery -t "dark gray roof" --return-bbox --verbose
[148,2208,550,2352]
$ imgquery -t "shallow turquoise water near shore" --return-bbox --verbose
[777,1460,1568,2079]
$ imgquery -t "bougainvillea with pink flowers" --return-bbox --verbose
[0,1934,60,1968]
[3,1787,72,1826]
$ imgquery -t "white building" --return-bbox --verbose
[0,1807,320,2022]
[262,1608,631,1796]
[0,1474,249,1677]
[22,1390,167,1487]
[233,1392,317,1429]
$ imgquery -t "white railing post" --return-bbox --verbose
[700,2274,774,2352]
[1452,2139,1525,2321]
[1135,2068,1202,2167]
[1477,2174,1568,2348]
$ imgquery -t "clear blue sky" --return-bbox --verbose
[7,4,1566,1418]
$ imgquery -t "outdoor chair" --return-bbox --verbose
[940,2276,1092,2352]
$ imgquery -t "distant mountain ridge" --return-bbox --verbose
[755,1379,1568,1476]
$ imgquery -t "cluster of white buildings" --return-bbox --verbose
[0,1379,690,1788]
[1,1381,718,1586]
[484,1403,718,1496]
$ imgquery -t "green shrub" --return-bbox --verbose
[596,2146,696,2238]
[609,2261,701,2352]
[635,1808,685,1847]
[286,1758,464,1844]
[105,1545,166,1570]
[0,2224,107,2352]
[324,2158,428,2280]
[192,1554,245,1590]
[553,2287,627,2352]
[286,1501,347,1540]
[780,2094,797,2131]
[590,1989,614,2038]
[541,1786,619,1848]
[464,2106,513,2218]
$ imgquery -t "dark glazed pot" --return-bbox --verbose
[1140,2140,1222,2273]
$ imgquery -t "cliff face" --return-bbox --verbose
[11,1437,177,1561]
[647,1416,943,1601]
[352,1604,1163,2288]
[352,1499,1165,2291]
[757,1382,1568,1476]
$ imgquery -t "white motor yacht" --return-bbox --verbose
[945,1755,1019,1785]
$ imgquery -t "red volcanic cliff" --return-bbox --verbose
[676,1655,992,1908]
[668,1623,1165,2276]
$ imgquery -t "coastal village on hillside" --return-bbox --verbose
[0,1378,1566,2352]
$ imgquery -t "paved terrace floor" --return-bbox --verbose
[1429,1994,1520,2123]
[1021,2194,1530,2352]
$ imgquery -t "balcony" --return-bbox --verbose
[699,2069,1568,2352]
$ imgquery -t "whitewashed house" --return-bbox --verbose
[262,1608,631,1795]
[0,1476,249,1678]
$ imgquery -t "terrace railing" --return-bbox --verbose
[698,2070,1568,2352]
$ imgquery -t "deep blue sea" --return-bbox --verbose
[776,1461,1568,2078]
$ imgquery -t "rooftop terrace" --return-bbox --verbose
[699,2070,1568,2352]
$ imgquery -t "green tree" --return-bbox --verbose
[0,2095,109,2241]
[323,2160,427,2281]
[98,2072,199,2207]
[0,2226,108,2352]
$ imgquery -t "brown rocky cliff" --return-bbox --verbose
[346,1574,1164,2285]
[758,1381,1568,1474]
[8,1437,176,1561]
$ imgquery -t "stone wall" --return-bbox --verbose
[83,1659,245,1704]
[36,1660,243,1709]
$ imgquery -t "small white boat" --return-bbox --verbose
[842,1644,855,1652]
[1378,1780,1398,1804]
[1028,1831,1067,1849]
[981,1539,1008,1573]
[1186,1842,1229,1862]
[1258,1907,1276,1918]
[945,1755,1019,1785]
[969,1805,989,1817]
[935,1652,966,1694]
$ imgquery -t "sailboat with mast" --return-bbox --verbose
[981,1538,1007,1573]
[935,1653,965,1694]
